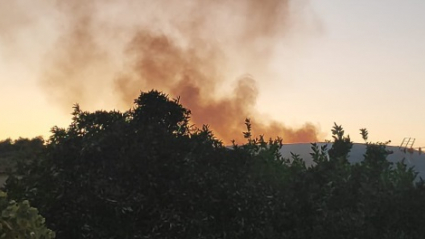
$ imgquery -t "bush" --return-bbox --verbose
[0,190,55,238]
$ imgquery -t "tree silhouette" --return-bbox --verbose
[4,90,425,239]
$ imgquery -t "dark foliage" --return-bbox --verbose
[4,90,425,238]
[0,137,44,173]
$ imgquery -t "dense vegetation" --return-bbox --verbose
[3,90,425,238]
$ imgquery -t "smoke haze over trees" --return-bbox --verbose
[1,0,321,144]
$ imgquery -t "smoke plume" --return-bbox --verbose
[38,0,320,144]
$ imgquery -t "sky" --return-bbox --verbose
[1,0,425,147]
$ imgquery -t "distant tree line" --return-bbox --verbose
[0,137,44,173]
[2,90,425,238]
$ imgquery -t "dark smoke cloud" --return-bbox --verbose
[38,0,320,143]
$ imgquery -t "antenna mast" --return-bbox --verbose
[400,137,416,153]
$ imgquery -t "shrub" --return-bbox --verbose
[0,190,55,238]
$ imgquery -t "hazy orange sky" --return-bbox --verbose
[1,0,425,147]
